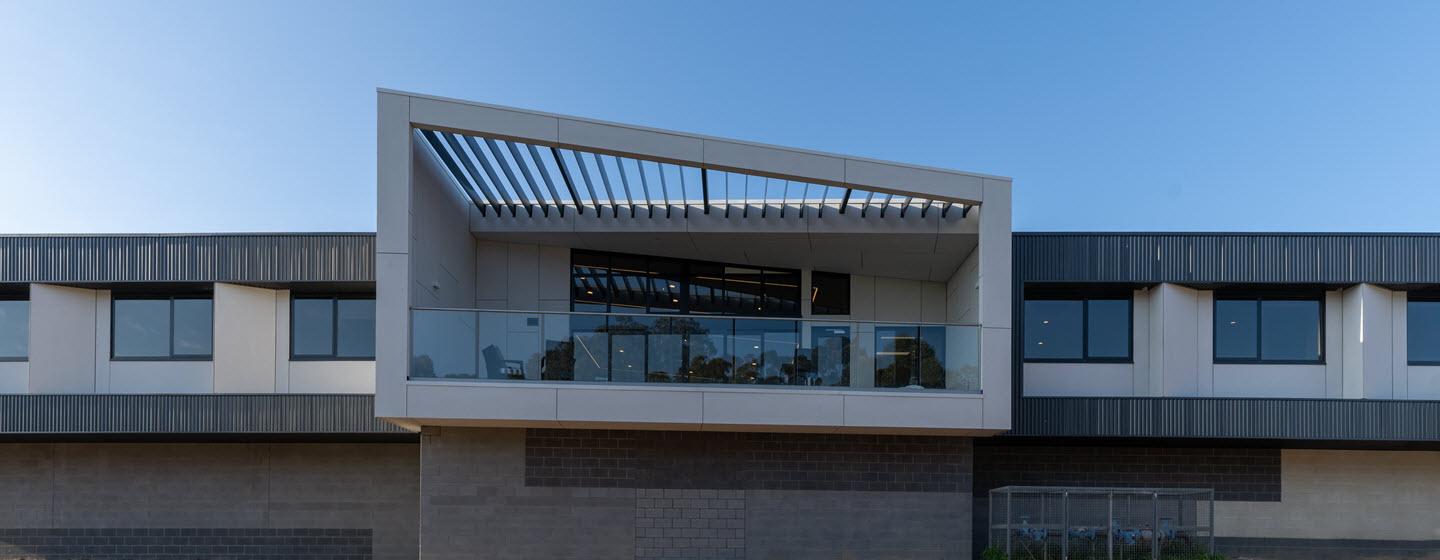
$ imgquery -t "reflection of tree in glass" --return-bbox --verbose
[875,334,946,389]
[411,355,435,378]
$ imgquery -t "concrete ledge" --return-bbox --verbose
[404,380,1000,435]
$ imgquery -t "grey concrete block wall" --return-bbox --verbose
[422,427,975,560]
[0,443,418,560]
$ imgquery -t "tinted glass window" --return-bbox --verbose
[336,299,376,358]
[1260,300,1321,361]
[573,251,800,317]
[292,297,375,360]
[810,271,850,315]
[112,299,172,358]
[1024,300,1083,360]
[571,252,609,312]
[292,299,334,356]
[764,270,801,317]
[1214,300,1259,360]
[1086,299,1131,358]
[172,299,213,357]
[0,300,28,359]
[1410,301,1440,364]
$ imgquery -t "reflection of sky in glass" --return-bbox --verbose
[292,299,333,356]
[172,299,212,356]
[0,301,28,358]
[113,299,170,358]
[1260,300,1319,361]
[1410,302,1440,364]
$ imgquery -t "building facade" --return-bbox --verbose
[1,92,1439,559]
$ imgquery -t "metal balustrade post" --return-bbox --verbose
[1062,491,1070,559]
[1151,492,1160,559]
[1107,492,1114,560]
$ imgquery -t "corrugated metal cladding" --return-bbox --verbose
[1015,233,1440,285]
[1013,397,1440,441]
[0,394,408,435]
[0,234,375,284]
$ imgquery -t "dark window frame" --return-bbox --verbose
[0,295,27,362]
[290,295,376,361]
[1023,290,1134,364]
[1212,292,1326,365]
[569,250,802,318]
[1407,293,1440,366]
[110,295,214,361]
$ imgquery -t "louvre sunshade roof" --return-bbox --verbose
[415,128,969,221]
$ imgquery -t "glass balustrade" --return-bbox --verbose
[410,308,980,392]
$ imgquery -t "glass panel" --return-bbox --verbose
[1215,300,1259,360]
[571,252,609,312]
[874,325,918,388]
[647,259,684,314]
[916,326,947,389]
[1409,301,1440,363]
[541,313,577,381]
[608,315,647,382]
[642,316,687,382]
[411,309,477,379]
[1023,300,1083,360]
[113,299,171,358]
[763,269,801,317]
[172,299,212,357]
[569,314,610,382]
[801,324,850,387]
[685,317,731,383]
[810,272,850,315]
[608,255,648,312]
[726,267,764,315]
[760,321,798,384]
[0,301,28,359]
[687,263,727,315]
[336,299,376,358]
[474,311,541,380]
[1260,299,1321,362]
[1086,299,1131,359]
[292,298,334,357]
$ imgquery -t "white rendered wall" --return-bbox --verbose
[410,135,477,310]
[28,284,99,393]
[288,361,376,393]
[945,248,980,324]
[0,362,27,393]
[1343,284,1395,399]
[108,361,214,393]
[213,283,279,393]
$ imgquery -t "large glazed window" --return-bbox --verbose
[0,299,27,360]
[570,250,801,318]
[1214,294,1323,364]
[291,296,376,360]
[1409,299,1440,365]
[1023,294,1132,362]
[112,296,212,360]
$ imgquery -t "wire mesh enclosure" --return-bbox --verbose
[989,486,1215,560]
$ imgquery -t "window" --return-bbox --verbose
[0,299,27,360]
[810,271,850,315]
[1023,294,1132,362]
[1408,298,1440,365]
[112,296,212,360]
[1213,294,1323,364]
[291,296,376,360]
[570,250,801,317]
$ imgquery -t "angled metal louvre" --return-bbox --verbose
[1016,233,1440,286]
[0,234,374,284]
[414,127,965,221]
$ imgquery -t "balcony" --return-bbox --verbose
[410,308,979,392]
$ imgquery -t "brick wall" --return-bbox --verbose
[423,427,974,560]
[0,443,419,560]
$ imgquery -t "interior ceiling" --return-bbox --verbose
[416,128,971,221]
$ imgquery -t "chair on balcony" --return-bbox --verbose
[482,345,525,380]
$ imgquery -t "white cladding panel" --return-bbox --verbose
[213,283,279,393]
[28,284,98,393]
[0,362,27,393]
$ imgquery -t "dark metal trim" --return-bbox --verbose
[1012,396,1440,442]
[0,394,408,435]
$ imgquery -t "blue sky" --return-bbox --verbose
[3,1,1439,233]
